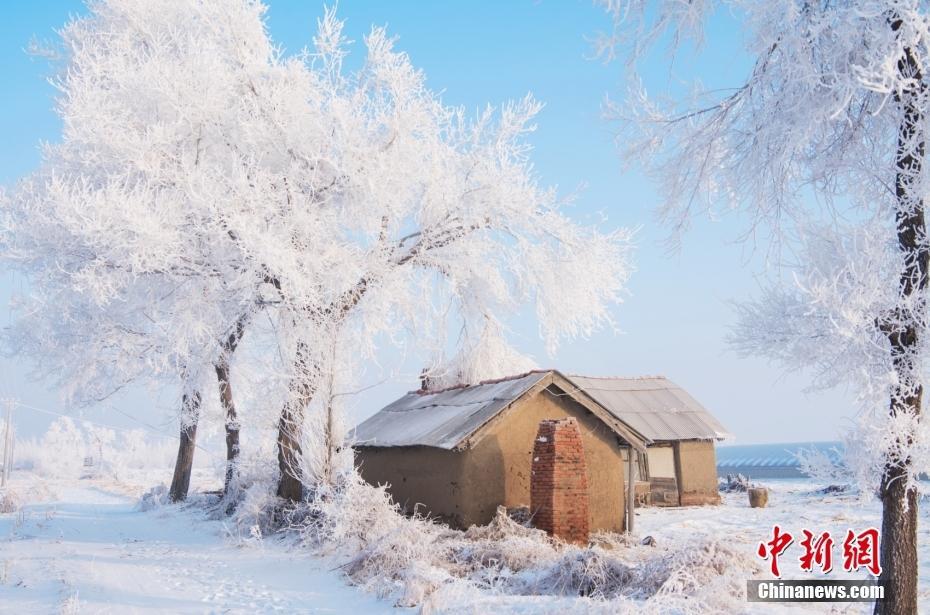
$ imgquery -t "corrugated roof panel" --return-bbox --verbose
[352,371,549,449]
[569,375,730,441]
[633,411,674,440]
[355,371,730,450]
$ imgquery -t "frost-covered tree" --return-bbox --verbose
[600,1,929,610]
[2,0,633,510]
[264,12,633,500]
[0,0,281,501]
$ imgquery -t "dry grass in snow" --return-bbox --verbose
[275,473,763,613]
[0,488,20,514]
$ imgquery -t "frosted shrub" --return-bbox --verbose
[227,480,279,542]
[286,470,761,610]
[13,420,188,480]
[37,417,86,478]
[296,473,457,602]
[515,547,636,599]
[795,445,852,490]
[218,445,284,534]
[452,508,555,574]
[0,488,20,514]
[643,540,761,612]
[138,484,170,512]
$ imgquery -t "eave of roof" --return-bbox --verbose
[352,369,650,452]
[352,371,551,450]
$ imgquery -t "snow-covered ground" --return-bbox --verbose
[0,473,395,614]
[637,480,930,610]
[1,472,927,613]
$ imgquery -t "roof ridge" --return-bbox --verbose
[568,374,668,381]
[411,369,554,396]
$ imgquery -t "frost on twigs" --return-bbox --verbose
[598,0,930,500]
[137,484,170,512]
[138,482,214,512]
[718,473,753,493]
[225,474,280,542]
[794,445,852,491]
[281,471,761,610]
[0,488,20,514]
[14,418,177,482]
[1,0,633,511]
[732,226,930,494]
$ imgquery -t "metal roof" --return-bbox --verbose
[353,371,728,450]
[352,371,550,450]
[567,376,731,441]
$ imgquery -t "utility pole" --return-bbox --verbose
[1,399,13,488]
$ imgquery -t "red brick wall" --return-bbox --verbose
[530,417,590,545]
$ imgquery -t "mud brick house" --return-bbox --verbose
[353,370,728,532]
[570,375,730,506]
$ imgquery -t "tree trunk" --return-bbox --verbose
[275,398,305,501]
[216,357,240,496]
[169,391,202,502]
[276,341,315,501]
[323,401,335,487]
[876,26,926,615]
[877,460,919,615]
[216,315,248,499]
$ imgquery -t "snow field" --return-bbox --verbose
[0,473,395,614]
[1,425,927,614]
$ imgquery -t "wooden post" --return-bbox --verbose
[1,399,14,488]
[626,448,636,533]
[672,441,684,506]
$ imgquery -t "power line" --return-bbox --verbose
[15,402,176,439]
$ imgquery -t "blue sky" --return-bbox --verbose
[0,1,855,443]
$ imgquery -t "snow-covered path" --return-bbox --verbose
[0,479,394,614]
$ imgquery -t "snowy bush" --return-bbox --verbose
[10,417,89,479]
[10,420,762,610]
[137,485,170,512]
[285,470,762,611]
[13,418,184,480]
[226,477,279,542]
[59,591,81,615]
[795,444,853,489]
[718,473,753,493]
[0,488,20,514]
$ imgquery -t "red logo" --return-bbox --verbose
[799,529,834,573]
[757,525,794,577]
[757,526,881,577]
[842,528,881,576]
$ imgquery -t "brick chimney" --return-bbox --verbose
[419,368,432,393]
[530,417,590,545]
